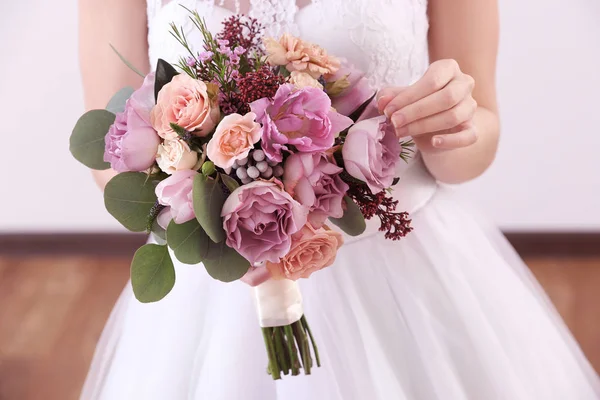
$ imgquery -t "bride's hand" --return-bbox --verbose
[376,59,478,152]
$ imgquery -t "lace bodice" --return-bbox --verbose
[147,0,430,89]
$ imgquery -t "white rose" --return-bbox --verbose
[156,139,199,174]
[289,71,323,90]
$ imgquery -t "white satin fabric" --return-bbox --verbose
[80,1,600,399]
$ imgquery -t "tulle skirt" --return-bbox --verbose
[81,188,600,400]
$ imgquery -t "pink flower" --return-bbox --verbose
[264,34,340,78]
[325,60,375,117]
[284,152,349,228]
[155,170,198,224]
[266,224,343,280]
[104,73,160,172]
[342,116,401,193]
[221,180,308,264]
[289,71,323,89]
[151,74,220,140]
[156,139,199,174]
[250,84,353,162]
[206,112,261,169]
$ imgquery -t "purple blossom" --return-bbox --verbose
[186,57,196,67]
[234,46,246,55]
[199,51,214,63]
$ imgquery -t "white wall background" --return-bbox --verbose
[0,0,599,233]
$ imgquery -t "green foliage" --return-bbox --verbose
[109,44,145,78]
[106,86,135,114]
[69,109,114,170]
[130,244,175,303]
[202,240,249,282]
[167,219,210,265]
[329,196,367,236]
[154,59,179,101]
[192,174,226,243]
[104,172,158,232]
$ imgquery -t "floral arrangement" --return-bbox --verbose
[69,8,414,380]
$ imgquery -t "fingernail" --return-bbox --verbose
[433,137,443,147]
[391,114,405,129]
[384,107,394,118]
[377,95,392,110]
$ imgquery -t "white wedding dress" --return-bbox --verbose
[81,1,600,399]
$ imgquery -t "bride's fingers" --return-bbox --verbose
[382,60,460,118]
[431,122,478,150]
[376,87,406,113]
[394,97,477,137]
[390,76,474,129]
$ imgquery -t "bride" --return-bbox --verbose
[79,0,600,399]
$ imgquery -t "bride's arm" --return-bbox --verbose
[378,0,500,184]
[79,0,150,190]
[423,0,500,184]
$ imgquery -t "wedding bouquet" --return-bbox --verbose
[70,8,413,380]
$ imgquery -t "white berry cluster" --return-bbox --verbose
[232,149,284,184]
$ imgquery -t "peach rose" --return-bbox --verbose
[206,112,261,169]
[151,74,220,140]
[267,224,343,280]
[156,138,199,174]
[264,34,340,78]
[289,71,324,89]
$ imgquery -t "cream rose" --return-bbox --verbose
[156,139,199,174]
[206,112,261,169]
[151,74,220,140]
[266,224,343,280]
[264,34,340,78]
[289,71,323,89]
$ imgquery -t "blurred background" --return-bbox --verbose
[1,0,599,399]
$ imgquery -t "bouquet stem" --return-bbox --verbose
[254,279,321,379]
[261,316,320,379]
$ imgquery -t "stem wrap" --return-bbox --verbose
[253,279,303,328]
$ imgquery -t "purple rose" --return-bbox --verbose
[342,116,401,193]
[155,170,198,225]
[221,180,308,264]
[104,73,160,172]
[283,152,349,228]
[325,60,375,117]
[250,84,353,162]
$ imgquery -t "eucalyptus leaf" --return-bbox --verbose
[167,219,210,265]
[192,174,226,243]
[151,218,167,243]
[104,172,158,232]
[220,173,240,192]
[106,86,135,114]
[203,240,250,282]
[131,244,175,303]
[69,109,114,170]
[155,59,178,101]
[329,196,367,236]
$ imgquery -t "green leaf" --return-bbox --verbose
[70,110,114,170]
[151,218,167,243]
[220,173,240,192]
[203,240,250,282]
[131,244,175,303]
[166,219,210,265]
[106,86,135,114]
[329,196,367,236]
[110,44,145,78]
[155,58,179,101]
[104,172,158,232]
[169,122,188,138]
[192,174,226,243]
[348,93,376,122]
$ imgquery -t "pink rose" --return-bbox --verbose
[264,34,340,78]
[325,60,375,116]
[156,139,199,175]
[155,170,198,224]
[266,224,343,280]
[250,84,353,162]
[151,74,220,140]
[342,116,401,193]
[284,152,349,228]
[221,180,308,264]
[104,73,160,172]
[206,112,261,169]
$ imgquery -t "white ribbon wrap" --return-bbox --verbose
[253,279,304,328]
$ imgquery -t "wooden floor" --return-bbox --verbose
[0,256,599,400]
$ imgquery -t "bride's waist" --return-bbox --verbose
[334,154,438,243]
